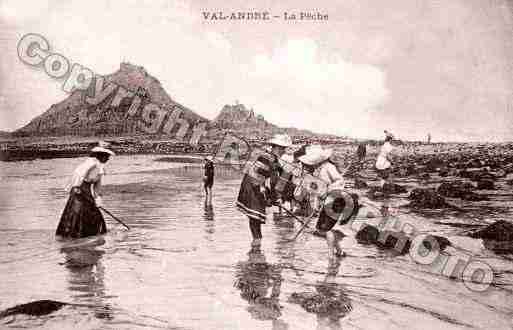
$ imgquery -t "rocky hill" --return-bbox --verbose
[15,63,208,138]
[213,103,316,138]
[13,62,339,144]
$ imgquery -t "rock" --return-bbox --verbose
[355,225,379,244]
[438,168,449,177]
[355,225,451,255]
[426,158,446,172]
[419,173,431,180]
[468,220,513,241]
[476,179,495,190]
[408,188,448,208]
[0,300,68,318]
[289,287,352,318]
[354,177,368,189]
[458,169,495,181]
[382,182,408,194]
[437,181,474,198]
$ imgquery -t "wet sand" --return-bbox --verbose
[0,153,512,329]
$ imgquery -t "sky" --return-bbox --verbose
[0,0,512,142]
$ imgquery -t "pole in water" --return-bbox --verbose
[99,207,130,230]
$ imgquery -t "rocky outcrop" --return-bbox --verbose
[468,220,513,241]
[436,181,488,201]
[0,300,68,318]
[15,62,208,137]
[355,224,451,255]
[408,188,448,208]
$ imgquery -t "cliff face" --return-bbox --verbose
[214,103,274,130]
[15,63,208,137]
[213,103,314,137]
[14,62,318,141]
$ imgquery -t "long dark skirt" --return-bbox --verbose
[56,182,107,238]
[236,175,267,223]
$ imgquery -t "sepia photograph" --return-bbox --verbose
[1,0,513,329]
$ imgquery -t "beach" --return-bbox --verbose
[1,148,512,329]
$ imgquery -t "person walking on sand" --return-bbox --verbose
[203,155,215,204]
[56,141,115,238]
[236,134,292,247]
[375,130,395,188]
[298,145,350,260]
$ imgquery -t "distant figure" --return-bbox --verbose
[427,133,431,144]
[56,142,115,238]
[375,131,395,188]
[356,142,367,170]
[203,155,215,204]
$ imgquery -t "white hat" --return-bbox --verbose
[298,145,333,166]
[204,155,214,161]
[91,141,115,156]
[267,134,292,147]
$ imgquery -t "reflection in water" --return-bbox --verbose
[203,202,215,237]
[234,246,288,330]
[289,260,352,330]
[60,238,113,320]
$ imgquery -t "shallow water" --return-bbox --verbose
[0,155,512,329]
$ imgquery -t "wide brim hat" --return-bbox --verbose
[204,155,214,161]
[91,146,115,156]
[267,134,292,147]
[298,145,333,166]
[91,141,115,156]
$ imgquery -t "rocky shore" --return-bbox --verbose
[0,136,217,161]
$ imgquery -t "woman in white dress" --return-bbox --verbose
[375,131,395,188]
[56,142,115,238]
[298,145,358,260]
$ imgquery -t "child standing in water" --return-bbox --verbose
[203,155,215,204]
[236,134,292,246]
[56,142,115,238]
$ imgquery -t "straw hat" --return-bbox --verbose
[298,145,333,166]
[91,141,115,156]
[204,155,214,161]
[267,134,292,147]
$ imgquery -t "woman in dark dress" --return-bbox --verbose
[236,134,292,246]
[56,142,115,239]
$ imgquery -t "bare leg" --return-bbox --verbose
[327,231,344,259]
[249,218,262,246]
[207,186,212,204]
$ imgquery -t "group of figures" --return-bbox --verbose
[55,132,397,262]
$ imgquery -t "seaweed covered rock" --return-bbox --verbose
[408,188,448,208]
[437,181,474,198]
[459,169,496,182]
[468,220,513,241]
[289,284,352,318]
[426,158,446,172]
[436,181,488,201]
[0,300,68,318]
[355,225,451,254]
[476,179,495,190]
[469,220,513,254]
[368,182,408,197]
